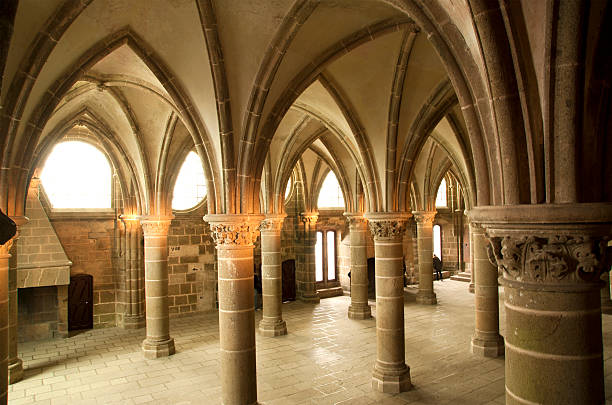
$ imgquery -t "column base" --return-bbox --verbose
[469,282,475,294]
[299,291,320,304]
[471,334,504,358]
[122,315,145,330]
[142,338,175,359]
[372,363,412,393]
[416,291,437,305]
[258,319,287,337]
[348,304,371,320]
[8,358,23,384]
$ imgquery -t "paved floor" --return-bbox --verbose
[8,280,612,404]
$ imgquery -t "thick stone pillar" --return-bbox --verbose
[0,238,13,403]
[601,272,612,313]
[474,204,612,405]
[413,211,437,305]
[298,212,320,303]
[123,217,145,329]
[258,214,287,337]
[468,222,504,357]
[8,216,26,384]
[365,212,411,393]
[140,218,175,359]
[205,214,262,405]
[344,213,371,319]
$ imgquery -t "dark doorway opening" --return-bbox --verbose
[68,274,93,331]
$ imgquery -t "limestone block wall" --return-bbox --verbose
[168,215,217,316]
[51,218,117,328]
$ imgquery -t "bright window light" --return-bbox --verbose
[284,178,292,200]
[435,178,447,207]
[327,231,336,281]
[172,151,207,210]
[433,224,442,258]
[40,141,111,208]
[317,171,344,208]
[315,231,323,282]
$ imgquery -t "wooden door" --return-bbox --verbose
[282,259,296,302]
[68,274,93,331]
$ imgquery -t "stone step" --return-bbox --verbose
[317,286,343,299]
[450,272,471,282]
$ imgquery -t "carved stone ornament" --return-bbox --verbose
[209,222,260,246]
[258,217,284,233]
[300,213,318,224]
[0,238,15,257]
[412,211,436,225]
[488,235,611,285]
[344,213,367,228]
[141,220,172,236]
[368,220,406,240]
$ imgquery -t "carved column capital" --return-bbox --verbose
[344,212,367,229]
[412,210,436,225]
[300,212,319,224]
[365,212,411,241]
[0,239,14,258]
[259,214,286,233]
[140,218,172,237]
[204,214,264,247]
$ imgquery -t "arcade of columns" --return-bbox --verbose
[0,205,610,405]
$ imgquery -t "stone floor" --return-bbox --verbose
[8,280,612,404]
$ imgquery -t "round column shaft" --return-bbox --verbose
[299,213,320,303]
[259,215,287,337]
[205,214,262,405]
[473,204,611,405]
[8,216,27,384]
[600,271,612,313]
[123,218,145,329]
[0,239,14,403]
[141,218,175,359]
[345,213,371,319]
[413,211,437,305]
[366,213,411,393]
[469,222,504,357]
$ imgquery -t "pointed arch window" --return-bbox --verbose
[285,177,292,200]
[172,151,207,211]
[317,171,344,209]
[40,141,111,209]
[435,178,447,208]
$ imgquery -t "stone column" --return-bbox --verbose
[8,216,26,384]
[600,272,612,313]
[365,212,411,393]
[466,213,475,293]
[258,214,287,337]
[469,222,504,357]
[204,214,262,405]
[298,212,320,303]
[123,217,145,329]
[474,204,611,405]
[344,212,371,319]
[413,211,437,304]
[0,238,14,403]
[140,218,175,359]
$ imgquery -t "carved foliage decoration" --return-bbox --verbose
[258,218,284,233]
[209,222,259,246]
[488,235,610,284]
[368,220,406,240]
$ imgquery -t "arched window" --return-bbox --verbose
[315,230,337,286]
[435,178,447,207]
[284,177,292,200]
[172,151,207,210]
[317,171,344,208]
[40,141,111,209]
[433,224,442,259]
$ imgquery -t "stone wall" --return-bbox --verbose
[168,214,217,316]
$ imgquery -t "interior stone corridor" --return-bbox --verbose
[6,281,612,404]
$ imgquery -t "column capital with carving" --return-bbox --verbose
[300,212,319,224]
[140,217,173,236]
[365,212,411,241]
[0,239,15,258]
[411,210,436,225]
[204,214,264,247]
[344,212,367,228]
[259,213,287,233]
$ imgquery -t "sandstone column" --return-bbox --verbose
[466,214,475,293]
[0,237,14,403]
[298,212,320,303]
[8,216,26,384]
[365,212,411,393]
[413,211,437,304]
[474,204,611,405]
[258,214,287,337]
[204,214,262,405]
[140,218,175,359]
[344,213,371,319]
[469,222,504,357]
[122,217,145,329]
[601,272,612,313]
